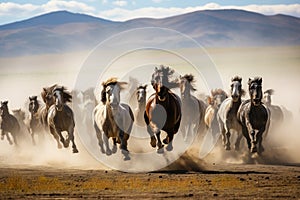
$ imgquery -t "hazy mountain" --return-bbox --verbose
[0,9,299,57]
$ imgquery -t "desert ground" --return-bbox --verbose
[0,46,299,199]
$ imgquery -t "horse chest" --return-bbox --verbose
[249,106,268,128]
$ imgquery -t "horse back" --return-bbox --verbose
[1,113,20,133]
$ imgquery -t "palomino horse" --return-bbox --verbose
[178,74,206,141]
[47,86,79,153]
[134,85,147,127]
[0,101,20,145]
[204,89,227,142]
[238,77,270,154]
[93,78,134,160]
[217,76,245,151]
[28,96,44,145]
[144,65,181,151]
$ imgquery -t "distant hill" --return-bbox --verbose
[0,9,299,57]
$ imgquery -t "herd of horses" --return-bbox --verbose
[0,65,290,161]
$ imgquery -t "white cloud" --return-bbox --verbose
[98,3,300,21]
[112,1,128,7]
[152,0,163,3]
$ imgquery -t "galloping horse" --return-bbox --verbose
[47,86,79,153]
[204,89,227,142]
[39,84,57,129]
[217,76,245,151]
[144,65,181,151]
[134,85,147,127]
[0,101,20,145]
[178,74,206,141]
[238,77,270,154]
[93,78,134,160]
[28,96,43,145]
[263,89,284,127]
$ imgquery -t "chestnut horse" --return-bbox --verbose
[144,65,181,152]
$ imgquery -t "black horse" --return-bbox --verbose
[0,101,20,145]
[238,77,270,154]
[144,65,181,152]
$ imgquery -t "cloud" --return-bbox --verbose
[98,3,300,21]
[112,1,128,7]
[152,0,163,3]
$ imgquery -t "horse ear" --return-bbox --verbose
[43,87,47,92]
[248,78,253,85]
[258,77,262,85]
[29,96,32,101]
[143,84,147,89]
[3,101,8,104]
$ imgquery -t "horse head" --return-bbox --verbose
[136,85,147,104]
[211,89,227,107]
[0,101,9,116]
[29,96,39,114]
[101,77,127,110]
[151,65,178,102]
[248,77,263,106]
[52,86,72,111]
[230,76,245,102]
[41,84,57,107]
[12,109,25,121]
[179,74,196,99]
[263,89,274,106]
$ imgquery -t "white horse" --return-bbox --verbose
[93,78,134,160]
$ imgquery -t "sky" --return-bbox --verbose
[0,0,300,25]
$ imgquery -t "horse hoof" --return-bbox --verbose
[163,138,169,145]
[157,147,164,154]
[112,145,117,154]
[73,149,79,153]
[150,136,156,148]
[106,150,112,156]
[58,144,63,149]
[225,146,231,151]
[166,144,173,151]
[251,147,257,153]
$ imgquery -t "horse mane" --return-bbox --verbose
[211,88,228,98]
[53,86,72,103]
[231,76,242,83]
[101,77,127,104]
[248,77,262,86]
[183,74,197,91]
[264,89,275,95]
[152,65,178,89]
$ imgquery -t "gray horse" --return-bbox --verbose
[217,76,245,151]
[238,77,270,154]
[134,85,147,127]
[93,78,134,160]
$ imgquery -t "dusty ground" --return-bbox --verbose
[0,156,299,200]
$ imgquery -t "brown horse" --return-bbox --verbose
[144,65,181,152]
[238,77,270,154]
[39,84,57,129]
[0,101,20,145]
[28,96,44,145]
[93,78,134,160]
[47,86,79,153]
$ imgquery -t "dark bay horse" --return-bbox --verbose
[238,77,270,154]
[217,76,245,151]
[47,86,79,153]
[144,65,181,152]
[28,96,44,145]
[178,74,206,141]
[134,85,147,127]
[0,101,20,145]
[93,78,134,160]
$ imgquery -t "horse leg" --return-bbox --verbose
[156,131,164,152]
[257,129,265,155]
[68,126,78,153]
[249,130,257,153]
[11,132,18,146]
[119,131,130,161]
[224,120,232,150]
[94,123,105,154]
[103,134,112,156]
[234,132,243,151]
[147,125,157,148]
[112,138,117,154]
[166,133,174,151]
[242,126,251,151]
[218,120,226,148]
[57,130,68,148]
[30,128,36,146]
[49,127,62,149]
[4,131,13,145]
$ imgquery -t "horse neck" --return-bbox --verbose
[138,100,146,111]
[231,97,242,109]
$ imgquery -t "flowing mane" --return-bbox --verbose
[53,86,72,103]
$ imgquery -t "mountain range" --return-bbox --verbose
[0,9,299,57]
